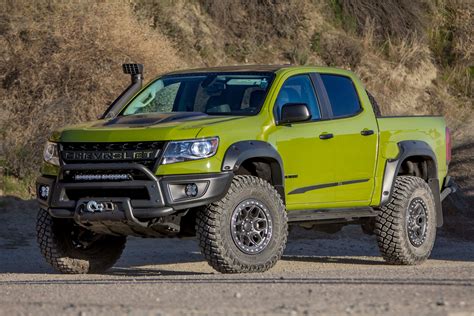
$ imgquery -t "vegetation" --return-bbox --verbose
[1,175,32,200]
[0,0,472,201]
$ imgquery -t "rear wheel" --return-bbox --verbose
[375,176,437,265]
[36,209,126,274]
[196,175,288,273]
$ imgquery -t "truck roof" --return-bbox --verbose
[165,64,291,75]
[162,65,356,79]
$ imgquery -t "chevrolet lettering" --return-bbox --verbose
[62,150,157,161]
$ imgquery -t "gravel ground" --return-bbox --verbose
[0,197,473,316]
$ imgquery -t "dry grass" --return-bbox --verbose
[337,0,434,40]
[0,1,185,178]
[319,31,363,69]
[199,0,307,44]
[429,1,473,98]
[0,175,32,200]
[133,0,311,65]
[0,0,472,208]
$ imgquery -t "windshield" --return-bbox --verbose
[121,72,274,116]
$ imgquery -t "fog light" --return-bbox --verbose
[168,181,209,201]
[39,185,50,200]
[185,183,198,197]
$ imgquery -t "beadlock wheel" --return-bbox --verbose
[375,176,437,265]
[196,175,288,273]
[230,199,273,254]
[406,197,428,247]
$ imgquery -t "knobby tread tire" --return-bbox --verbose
[36,209,126,274]
[375,176,436,265]
[196,175,288,273]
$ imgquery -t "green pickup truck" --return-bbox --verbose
[36,64,455,274]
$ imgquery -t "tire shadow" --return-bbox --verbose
[1,196,473,276]
[107,267,212,277]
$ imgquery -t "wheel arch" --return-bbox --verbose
[380,140,442,226]
[221,141,285,201]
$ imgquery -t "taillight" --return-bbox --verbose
[445,127,452,166]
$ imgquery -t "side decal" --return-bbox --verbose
[289,179,369,195]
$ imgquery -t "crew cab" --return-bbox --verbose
[36,64,455,274]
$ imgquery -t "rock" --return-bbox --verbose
[436,299,446,306]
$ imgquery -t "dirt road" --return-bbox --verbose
[1,198,473,315]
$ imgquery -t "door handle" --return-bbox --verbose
[319,133,334,140]
[360,129,374,136]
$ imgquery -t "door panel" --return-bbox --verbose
[318,74,378,205]
[270,121,338,208]
[329,116,378,204]
[269,74,338,209]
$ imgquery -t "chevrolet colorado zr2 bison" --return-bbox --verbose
[36,64,456,274]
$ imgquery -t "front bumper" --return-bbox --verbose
[36,163,233,224]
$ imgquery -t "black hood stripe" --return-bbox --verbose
[92,113,227,128]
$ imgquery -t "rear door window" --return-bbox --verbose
[320,74,361,117]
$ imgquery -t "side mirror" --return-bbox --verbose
[279,103,311,124]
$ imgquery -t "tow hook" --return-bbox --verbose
[84,200,115,213]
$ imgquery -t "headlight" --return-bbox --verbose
[43,141,60,166]
[162,137,219,164]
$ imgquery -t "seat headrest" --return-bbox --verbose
[249,89,265,108]
[206,95,225,109]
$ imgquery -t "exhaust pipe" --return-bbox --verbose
[101,64,144,119]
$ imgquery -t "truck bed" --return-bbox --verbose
[376,115,448,180]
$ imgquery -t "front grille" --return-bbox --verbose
[60,141,164,171]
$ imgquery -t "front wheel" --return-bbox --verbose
[36,209,126,274]
[196,175,288,273]
[375,176,437,265]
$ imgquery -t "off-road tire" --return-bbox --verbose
[375,176,437,265]
[36,209,126,274]
[196,175,288,273]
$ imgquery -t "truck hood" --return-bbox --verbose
[52,113,245,142]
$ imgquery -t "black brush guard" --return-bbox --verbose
[37,163,232,233]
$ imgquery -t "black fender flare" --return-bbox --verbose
[221,140,285,199]
[380,140,442,226]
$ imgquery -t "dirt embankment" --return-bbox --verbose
[1,1,472,214]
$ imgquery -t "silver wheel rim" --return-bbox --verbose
[230,199,273,254]
[406,197,428,247]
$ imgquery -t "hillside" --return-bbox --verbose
[0,1,472,222]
